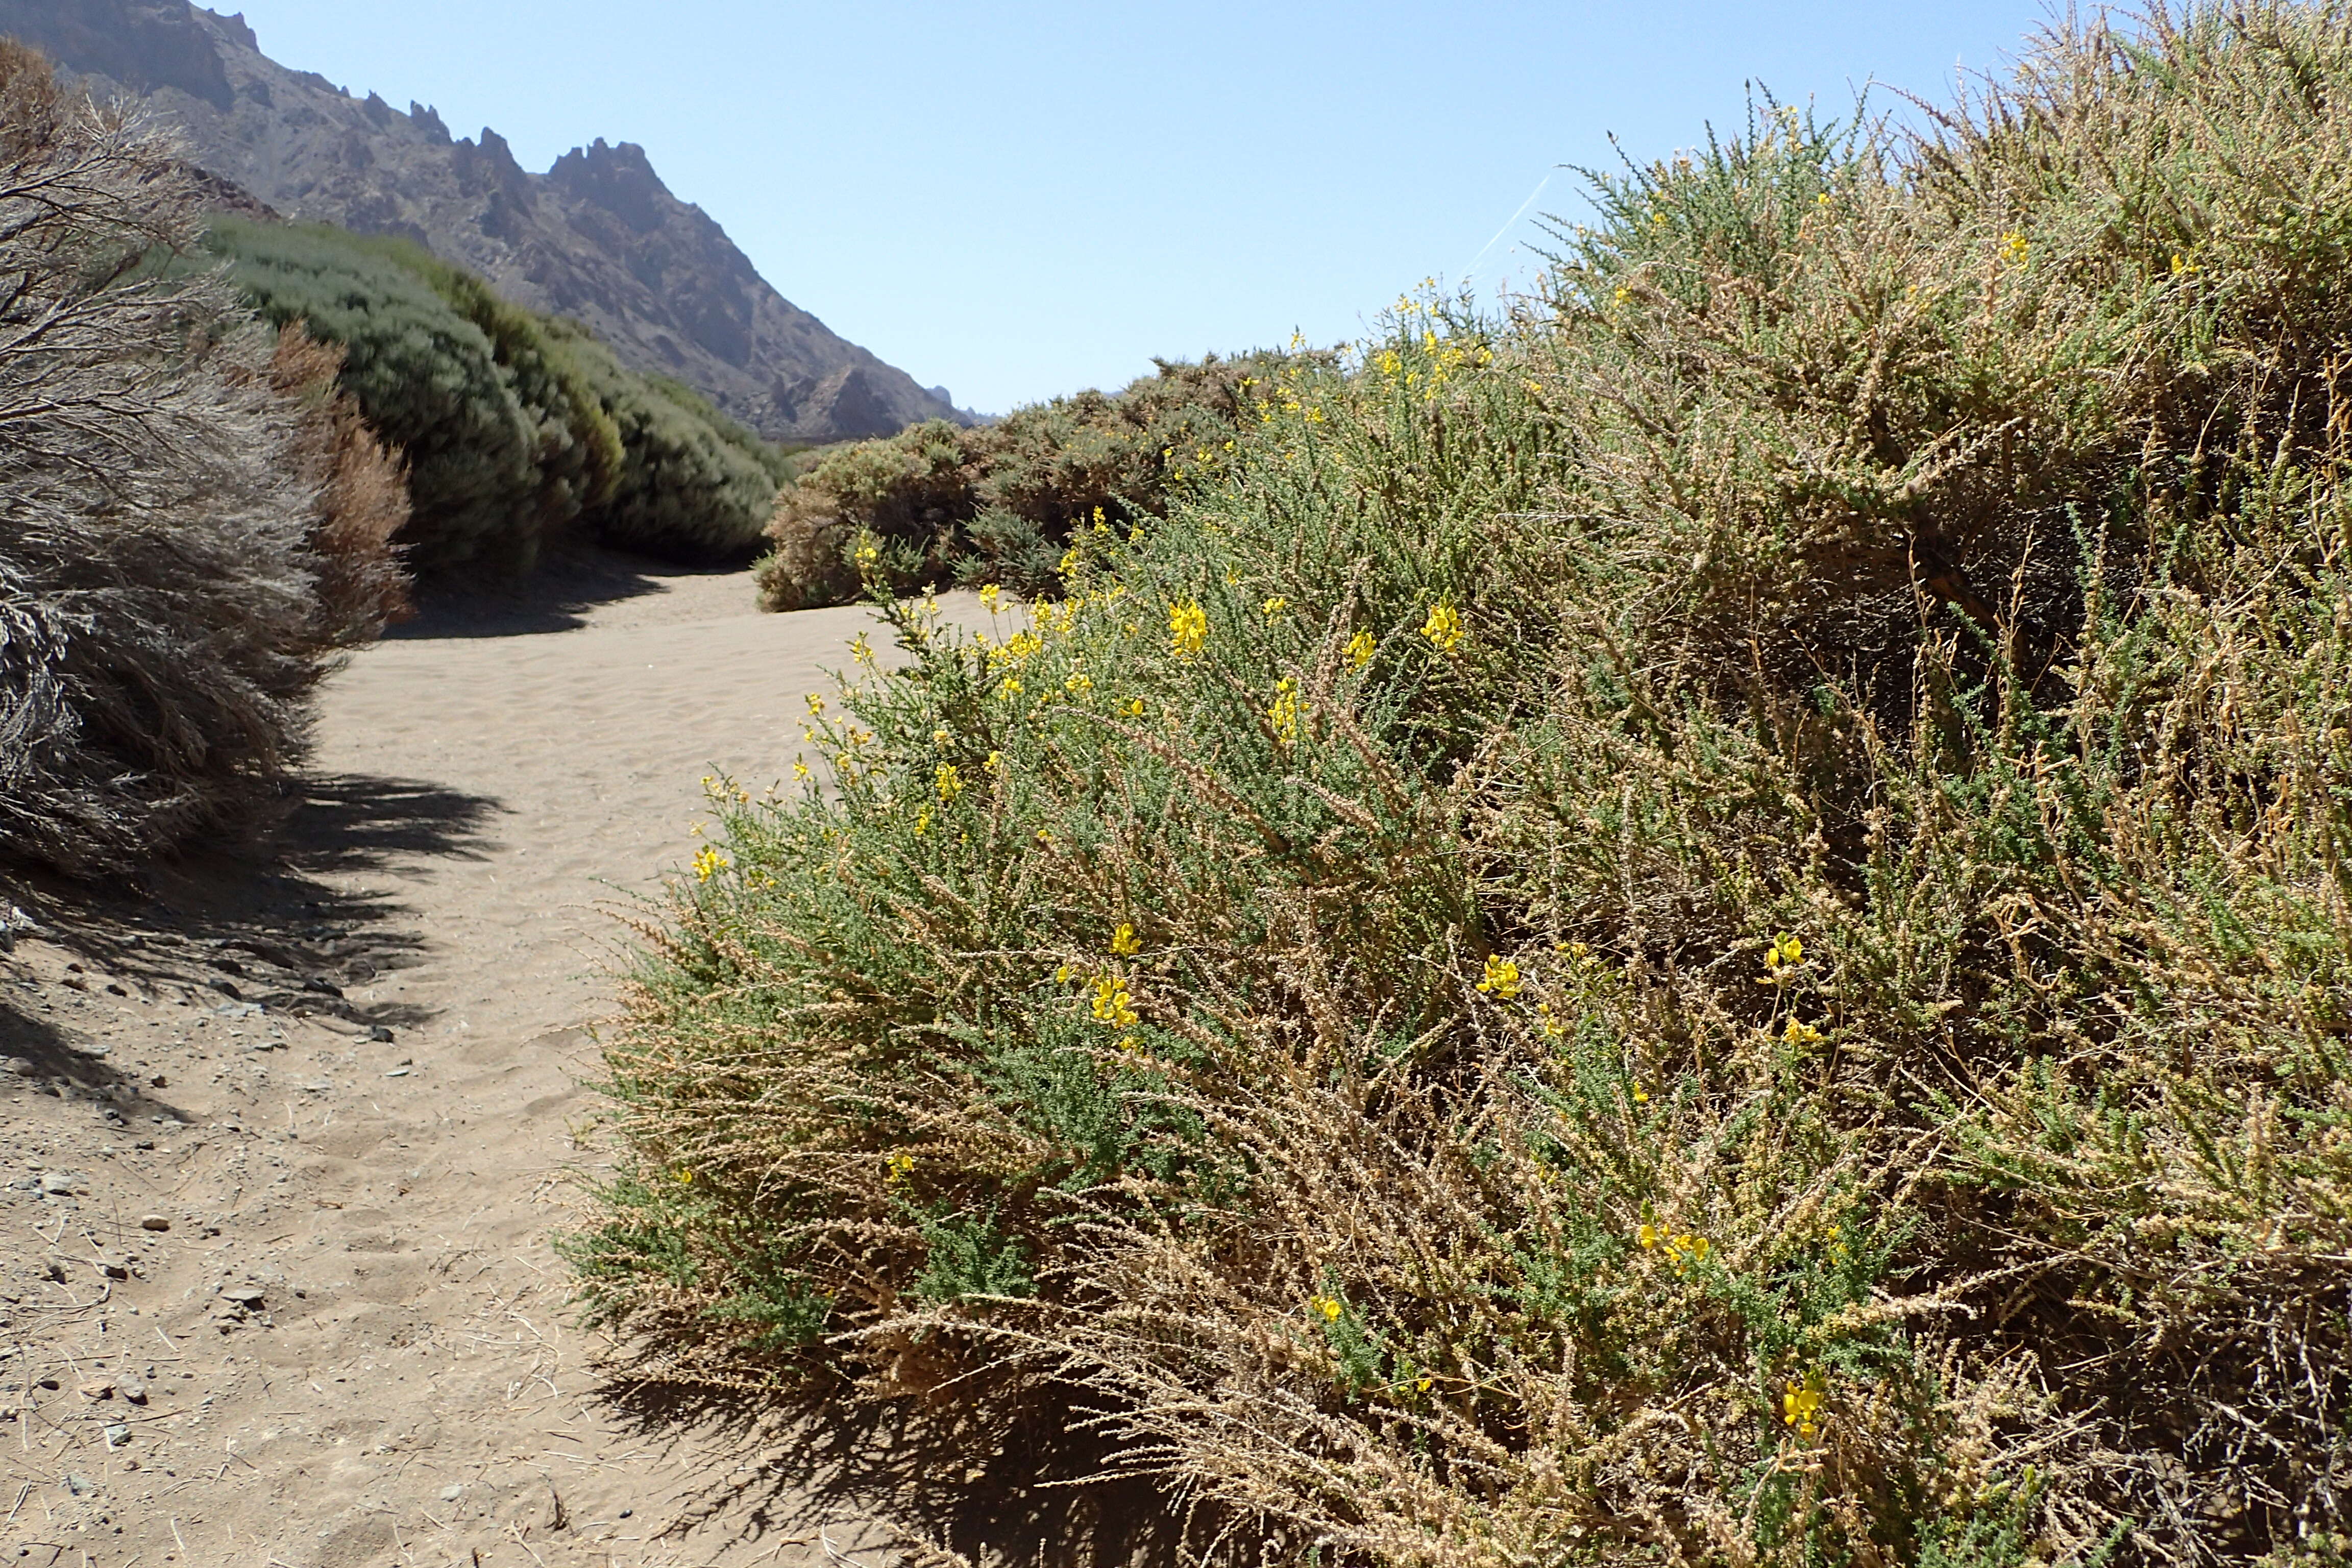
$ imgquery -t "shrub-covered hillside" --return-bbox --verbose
[573,6,2352,1564]
[0,43,406,873]
[756,353,1315,609]
[210,218,789,574]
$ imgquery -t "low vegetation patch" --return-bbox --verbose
[755,353,1309,610]
[574,6,2352,1563]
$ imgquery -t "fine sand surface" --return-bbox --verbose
[0,557,949,1566]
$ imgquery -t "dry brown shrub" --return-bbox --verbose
[269,323,413,645]
[0,42,375,873]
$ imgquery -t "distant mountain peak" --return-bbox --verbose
[548,139,675,236]
[0,0,967,443]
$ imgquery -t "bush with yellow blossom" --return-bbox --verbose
[571,11,2352,1562]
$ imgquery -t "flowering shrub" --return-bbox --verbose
[571,8,2352,1563]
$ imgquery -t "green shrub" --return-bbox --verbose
[209,217,554,575]
[557,326,789,562]
[575,5,2352,1563]
[209,219,784,574]
[754,354,1295,610]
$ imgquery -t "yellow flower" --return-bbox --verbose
[805,693,825,716]
[936,763,964,802]
[1309,1294,1343,1321]
[885,1151,915,1185]
[1168,600,1208,657]
[853,541,880,569]
[1054,963,1073,984]
[997,675,1024,700]
[1475,954,1521,998]
[1036,827,1055,845]
[1059,546,1082,577]
[1262,596,1288,617]
[984,750,1003,773]
[1536,1003,1566,1041]
[692,846,729,882]
[1345,629,1376,668]
[1268,677,1303,748]
[1638,1222,1661,1249]
[1110,922,1142,957]
[981,582,1001,611]
[1759,932,1805,985]
[1090,974,1139,1028]
[1632,1083,1649,1104]
[1123,697,1148,719]
[1999,231,2029,266]
[793,760,811,781]
[676,1168,694,1185]
[913,808,931,836]
[1420,603,1463,653]
[849,631,874,666]
[1783,1372,1826,1440]
[1783,1017,1823,1046]
[1064,671,1093,695]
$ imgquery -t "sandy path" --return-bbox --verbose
[0,561,935,1566]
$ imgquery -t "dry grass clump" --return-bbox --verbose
[572,7,2352,1563]
[0,42,407,873]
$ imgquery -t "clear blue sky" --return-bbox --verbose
[224,1,2054,414]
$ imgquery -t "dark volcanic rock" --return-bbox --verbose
[0,0,233,108]
[3,1,963,443]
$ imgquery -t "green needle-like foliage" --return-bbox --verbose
[210,218,787,574]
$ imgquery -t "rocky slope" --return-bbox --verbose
[0,0,967,443]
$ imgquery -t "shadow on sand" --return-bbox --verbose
[593,1369,1219,1567]
[1,769,505,1106]
[389,544,749,640]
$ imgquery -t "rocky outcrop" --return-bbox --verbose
[0,1,967,443]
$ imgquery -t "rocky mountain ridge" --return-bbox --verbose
[0,0,966,443]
